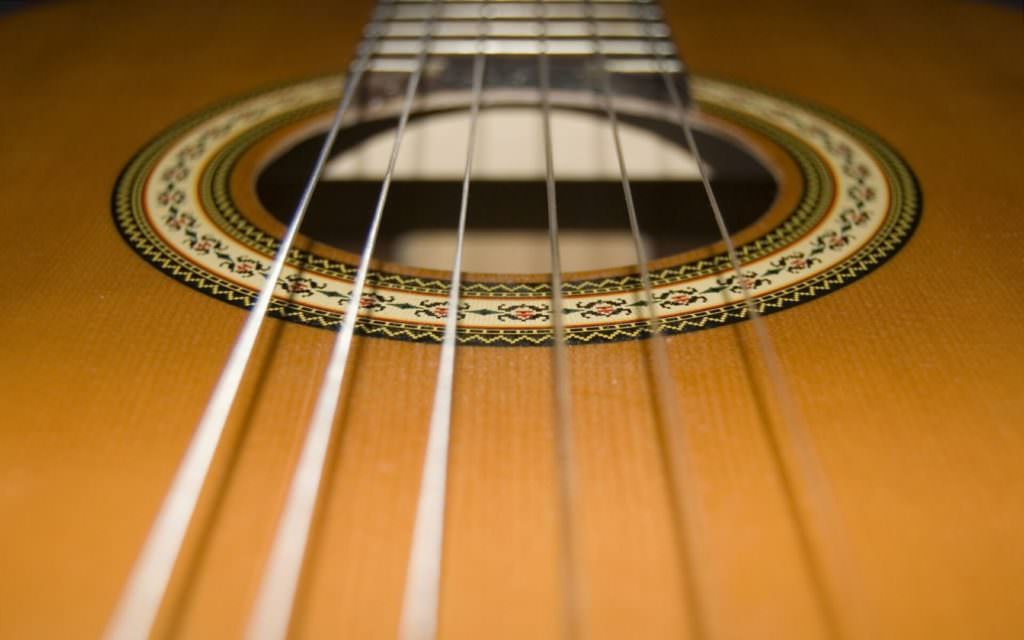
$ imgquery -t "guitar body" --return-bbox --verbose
[1,1,1022,638]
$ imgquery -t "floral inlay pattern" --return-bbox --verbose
[113,75,920,345]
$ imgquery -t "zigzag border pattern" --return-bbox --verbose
[111,75,921,347]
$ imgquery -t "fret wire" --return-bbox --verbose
[537,3,586,639]
[364,56,683,75]
[394,0,654,4]
[100,6,388,640]
[372,38,674,57]
[382,4,661,21]
[645,18,859,640]
[243,3,442,640]
[396,4,489,640]
[372,20,670,39]
[581,2,711,637]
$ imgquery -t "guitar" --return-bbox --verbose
[1,0,1022,638]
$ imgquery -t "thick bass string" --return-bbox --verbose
[102,6,384,639]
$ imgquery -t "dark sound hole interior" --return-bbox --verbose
[256,106,779,270]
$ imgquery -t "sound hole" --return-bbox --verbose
[257,106,778,273]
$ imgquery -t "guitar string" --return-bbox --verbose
[396,3,488,639]
[580,3,711,638]
[245,2,442,638]
[101,8,387,638]
[537,2,587,639]
[111,5,852,640]
[645,17,855,639]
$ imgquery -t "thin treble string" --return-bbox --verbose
[396,3,489,639]
[537,2,586,639]
[244,3,443,639]
[102,8,386,639]
[645,16,857,639]
[581,2,709,638]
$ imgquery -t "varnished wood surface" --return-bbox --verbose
[1,1,1023,638]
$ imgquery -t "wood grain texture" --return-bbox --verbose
[0,1,1022,638]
